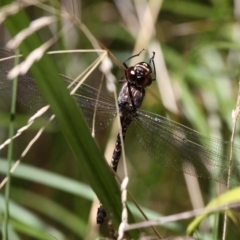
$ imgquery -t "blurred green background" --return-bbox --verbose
[1,0,240,239]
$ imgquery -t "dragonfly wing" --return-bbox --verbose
[134,110,240,186]
[0,48,117,131]
[0,48,49,110]
[63,77,117,130]
[72,91,116,131]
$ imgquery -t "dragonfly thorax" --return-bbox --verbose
[118,82,145,111]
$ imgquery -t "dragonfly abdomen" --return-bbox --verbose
[110,118,132,172]
[111,84,145,172]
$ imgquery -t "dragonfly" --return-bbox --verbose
[0,48,240,224]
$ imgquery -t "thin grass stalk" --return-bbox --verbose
[222,80,240,240]
[213,213,220,240]
[3,48,19,240]
[126,201,240,232]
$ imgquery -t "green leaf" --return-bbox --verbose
[187,187,240,235]
[1,0,138,237]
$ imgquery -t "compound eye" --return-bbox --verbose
[130,69,136,76]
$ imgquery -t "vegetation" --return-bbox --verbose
[0,0,240,239]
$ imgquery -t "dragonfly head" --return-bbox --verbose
[126,62,153,88]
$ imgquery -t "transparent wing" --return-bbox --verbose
[134,109,240,186]
[0,48,117,131]
[71,84,116,130]
[0,48,46,110]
